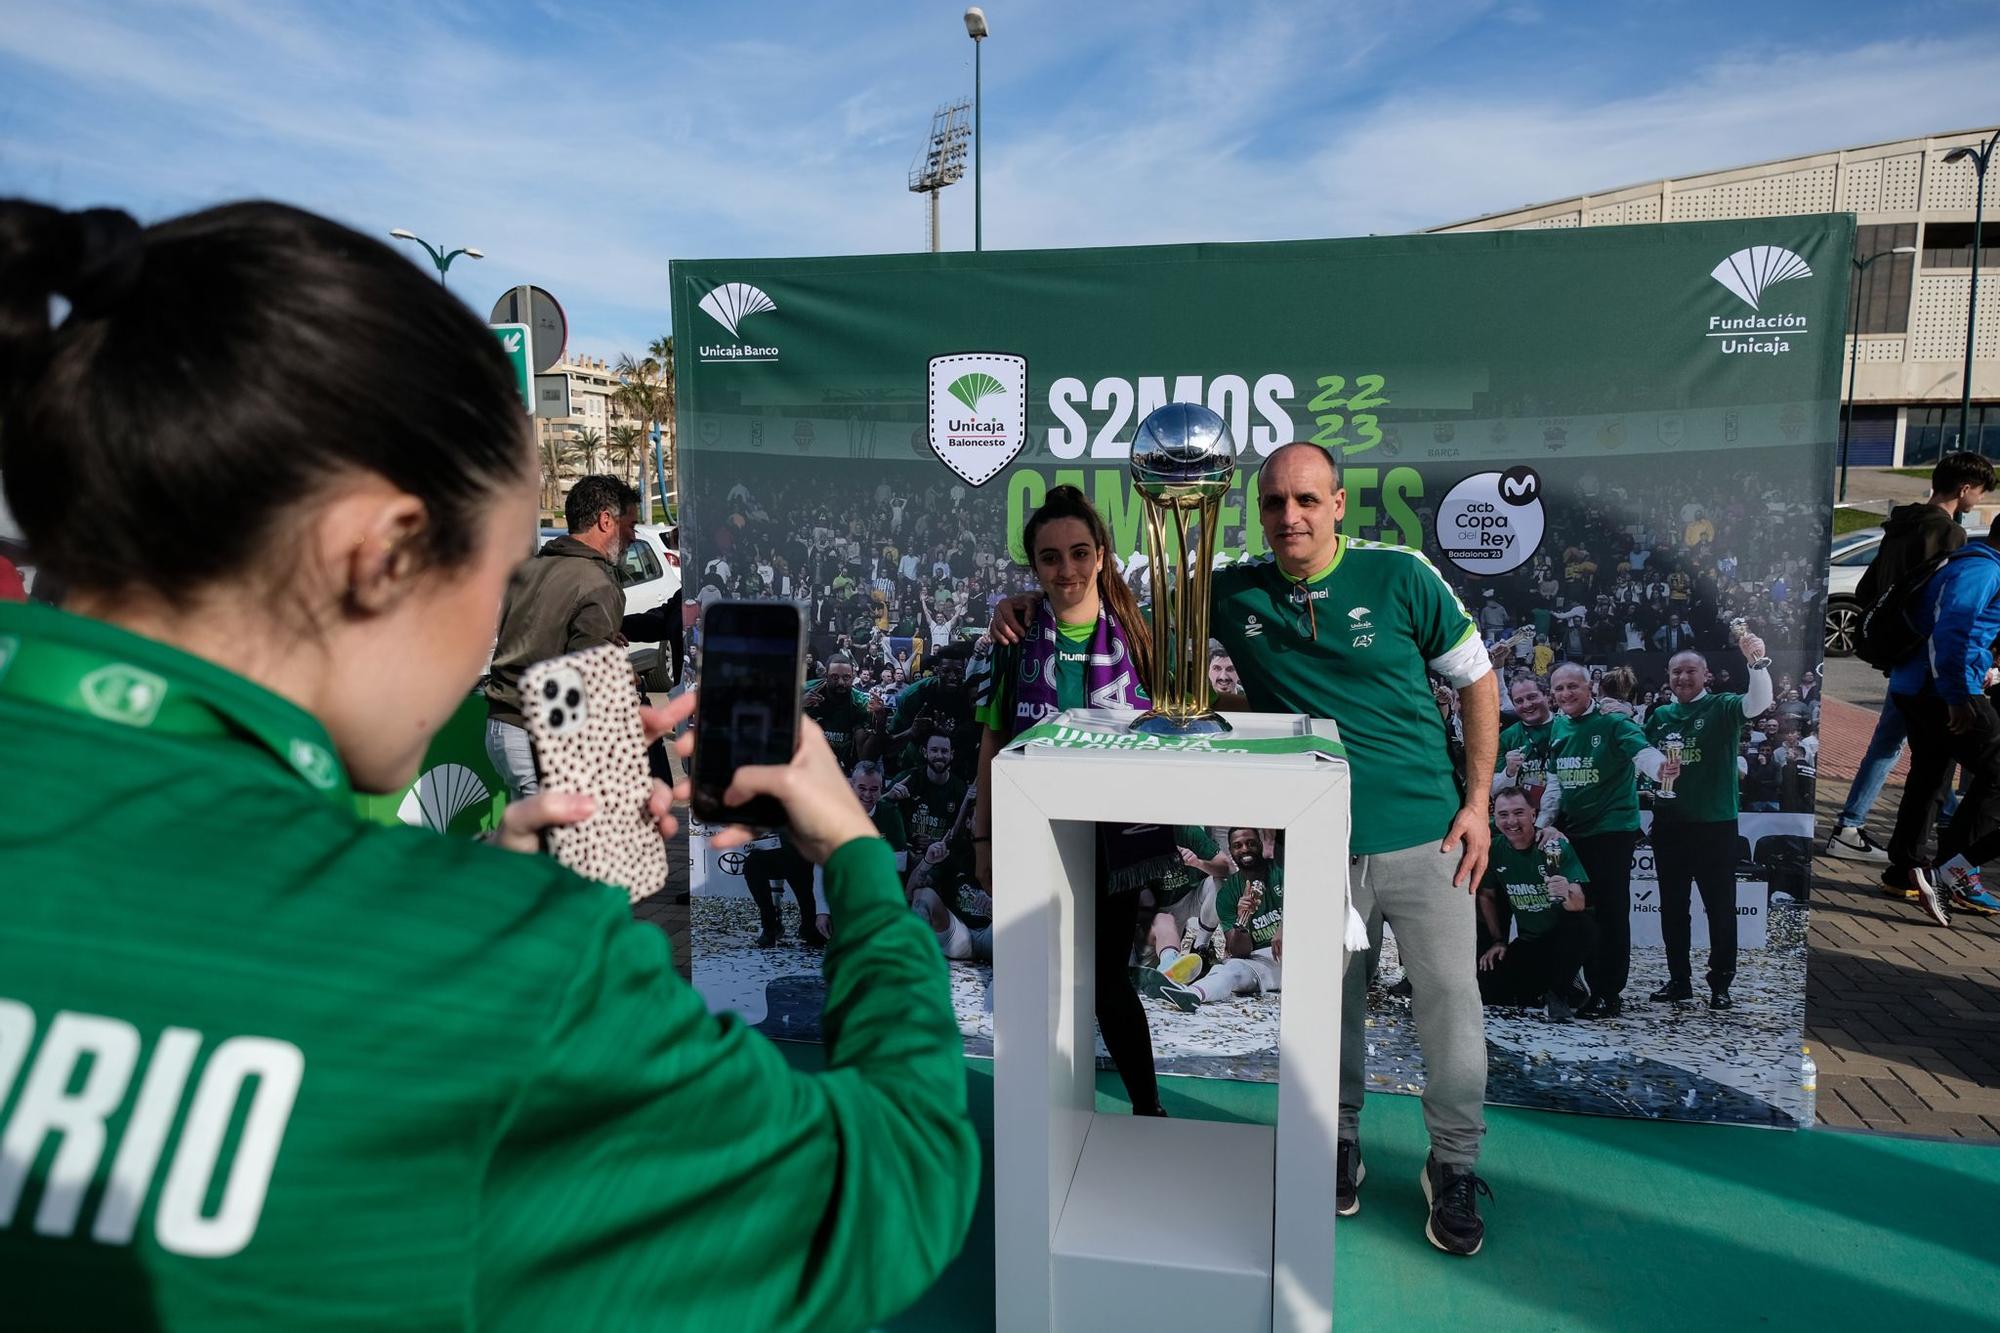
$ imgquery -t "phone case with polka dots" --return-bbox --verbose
[521,642,669,902]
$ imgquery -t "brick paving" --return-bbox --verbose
[1807,689,2000,1140]
[632,823,692,983]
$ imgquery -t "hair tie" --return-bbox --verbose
[60,208,144,319]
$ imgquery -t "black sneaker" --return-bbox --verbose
[1649,981,1694,1003]
[1337,1139,1365,1217]
[1543,990,1575,1023]
[1421,1153,1491,1257]
[1709,989,1734,1011]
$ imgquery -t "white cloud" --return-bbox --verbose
[3,3,1997,357]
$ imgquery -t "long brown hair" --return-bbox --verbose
[1022,484,1154,689]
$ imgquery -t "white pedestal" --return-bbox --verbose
[992,710,1350,1333]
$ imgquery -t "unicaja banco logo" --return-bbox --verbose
[1705,246,1814,357]
[696,281,780,363]
[927,352,1028,487]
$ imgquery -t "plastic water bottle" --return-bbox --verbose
[1799,1044,1818,1128]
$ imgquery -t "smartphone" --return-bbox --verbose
[692,599,806,828]
[520,641,669,902]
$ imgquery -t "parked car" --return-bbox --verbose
[532,523,682,689]
[1823,508,1994,657]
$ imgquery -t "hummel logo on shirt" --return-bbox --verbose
[1244,614,1264,638]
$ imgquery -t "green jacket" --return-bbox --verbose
[0,601,976,1332]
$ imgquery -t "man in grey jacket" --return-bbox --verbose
[484,474,679,796]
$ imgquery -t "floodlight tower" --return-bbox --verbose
[908,99,972,253]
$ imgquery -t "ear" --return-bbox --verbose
[341,492,432,616]
[1330,485,1348,523]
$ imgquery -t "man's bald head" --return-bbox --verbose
[1257,443,1345,577]
[1266,441,1340,488]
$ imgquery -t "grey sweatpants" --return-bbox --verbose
[1339,840,1487,1166]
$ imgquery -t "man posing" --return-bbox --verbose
[1884,516,2000,921]
[1001,443,1499,1255]
[1546,663,1674,1017]
[1643,639,1772,1010]
[1495,674,1556,818]
[1827,451,1994,863]
[1159,828,1283,1009]
[1477,788,1595,1022]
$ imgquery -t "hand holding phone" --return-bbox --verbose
[520,642,670,901]
[692,600,807,828]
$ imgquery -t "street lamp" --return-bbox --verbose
[1943,129,1999,455]
[964,6,988,252]
[1840,244,1918,502]
[389,228,485,287]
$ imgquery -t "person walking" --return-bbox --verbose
[1826,452,1994,862]
[1883,517,2000,920]
[0,199,976,1330]
[993,441,1501,1256]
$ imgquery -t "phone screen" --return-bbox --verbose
[692,600,804,827]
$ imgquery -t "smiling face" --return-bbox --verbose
[1256,444,1345,578]
[924,734,953,776]
[1509,676,1552,725]
[1668,651,1710,703]
[1494,790,1537,848]
[1030,515,1102,622]
[1551,665,1593,718]
[850,765,881,811]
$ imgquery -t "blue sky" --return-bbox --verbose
[4,0,1998,357]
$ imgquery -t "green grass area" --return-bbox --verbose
[801,1047,2000,1333]
[1888,467,1932,479]
[1835,507,1882,535]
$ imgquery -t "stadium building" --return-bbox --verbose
[1429,127,2000,467]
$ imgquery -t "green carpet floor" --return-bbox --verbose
[771,1048,2000,1331]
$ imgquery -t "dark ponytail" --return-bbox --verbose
[0,199,528,602]
[1022,484,1153,690]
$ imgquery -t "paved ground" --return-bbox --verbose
[1806,667,2000,1139]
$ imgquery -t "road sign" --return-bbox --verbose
[534,373,572,419]
[489,323,532,412]
[489,286,567,372]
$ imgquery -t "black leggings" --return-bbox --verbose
[1095,887,1160,1114]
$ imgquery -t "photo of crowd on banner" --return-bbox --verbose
[686,447,1817,1127]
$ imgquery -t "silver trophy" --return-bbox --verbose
[1130,402,1236,735]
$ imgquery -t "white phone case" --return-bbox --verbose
[520,642,669,902]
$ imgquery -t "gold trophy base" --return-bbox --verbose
[1132,708,1233,736]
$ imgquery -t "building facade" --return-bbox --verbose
[1429,126,2000,467]
[535,354,642,508]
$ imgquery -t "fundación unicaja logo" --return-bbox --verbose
[696,281,780,363]
[1706,246,1814,357]
[927,352,1028,486]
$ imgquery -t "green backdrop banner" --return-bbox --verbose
[675,218,1851,1129]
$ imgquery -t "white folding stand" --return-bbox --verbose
[991,710,1351,1333]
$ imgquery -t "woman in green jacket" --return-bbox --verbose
[0,200,976,1330]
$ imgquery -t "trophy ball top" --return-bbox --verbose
[1131,402,1236,505]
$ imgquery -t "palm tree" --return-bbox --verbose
[539,434,585,514]
[614,335,676,522]
[607,424,644,488]
[574,427,604,475]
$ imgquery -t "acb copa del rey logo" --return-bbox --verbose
[927,352,1028,487]
[696,281,780,363]
[1706,245,1815,358]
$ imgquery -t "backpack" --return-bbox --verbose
[1856,552,1951,672]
